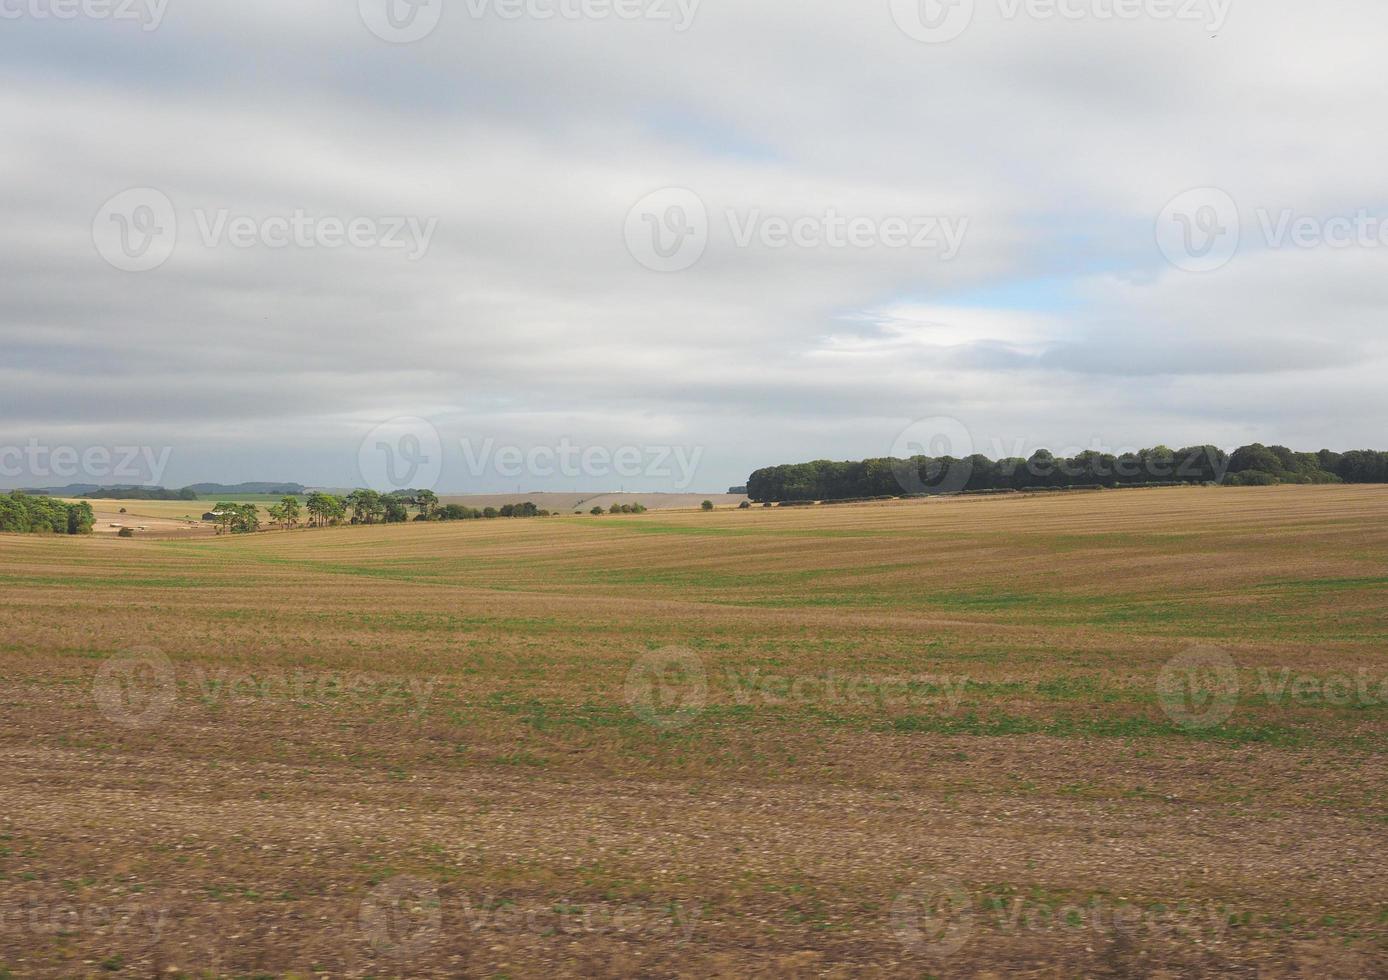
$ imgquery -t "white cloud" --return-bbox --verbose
[1,0,1385,490]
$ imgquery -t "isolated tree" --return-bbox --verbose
[590,506,604,515]
[701,500,714,511]
[67,501,95,534]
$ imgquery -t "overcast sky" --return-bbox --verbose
[2,0,1385,493]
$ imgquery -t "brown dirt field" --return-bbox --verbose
[0,485,1384,977]
[82,505,215,539]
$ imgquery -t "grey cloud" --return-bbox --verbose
[2,0,1386,491]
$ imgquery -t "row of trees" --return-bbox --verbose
[747,444,1388,502]
[0,492,94,535]
[212,491,559,534]
[591,502,649,515]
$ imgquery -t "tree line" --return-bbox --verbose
[0,492,95,535]
[211,490,559,534]
[746,444,1388,502]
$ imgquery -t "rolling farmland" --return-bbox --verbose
[1,485,1385,976]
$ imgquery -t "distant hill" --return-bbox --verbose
[16,481,308,500]
[22,484,105,496]
[25,484,191,500]
[186,482,306,496]
[81,486,197,500]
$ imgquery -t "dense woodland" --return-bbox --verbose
[0,492,94,535]
[747,444,1388,503]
